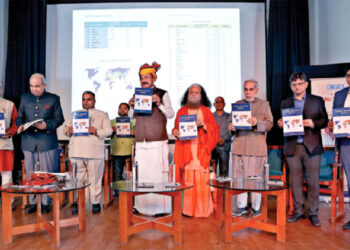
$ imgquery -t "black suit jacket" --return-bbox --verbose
[281,93,328,156]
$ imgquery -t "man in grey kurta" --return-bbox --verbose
[16,73,64,214]
[212,96,231,177]
[229,79,273,216]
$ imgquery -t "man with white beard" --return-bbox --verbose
[172,84,219,217]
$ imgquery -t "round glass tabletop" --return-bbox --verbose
[0,180,90,195]
[111,180,193,193]
[208,179,288,192]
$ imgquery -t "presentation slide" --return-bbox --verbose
[46,2,266,139]
[72,8,240,121]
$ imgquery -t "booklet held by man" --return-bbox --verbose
[333,107,350,138]
[116,117,131,138]
[179,114,198,140]
[281,107,304,136]
[231,103,251,130]
[73,111,89,136]
[23,119,44,131]
[0,112,5,137]
[134,88,152,114]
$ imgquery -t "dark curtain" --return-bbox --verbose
[266,0,310,145]
[4,0,46,180]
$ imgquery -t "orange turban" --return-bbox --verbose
[139,62,161,80]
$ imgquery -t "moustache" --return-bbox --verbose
[141,82,149,85]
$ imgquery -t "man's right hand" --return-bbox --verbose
[277,118,284,128]
[17,125,25,134]
[229,123,236,131]
[68,126,73,136]
[328,121,334,130]
[128,97,135,108]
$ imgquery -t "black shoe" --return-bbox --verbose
[309,215,321,227]
[133,208,140,215]
[25,204,37,214]
[92,204,101,214]
[343,221,350,230]
[12,204,16,212]
[113,190,119,198]
[71,203,78,215]
[232,207,248,217]
[287,213,305,223]
[42,204,51,214]
[154,213,169,217]
[252,208,261,216]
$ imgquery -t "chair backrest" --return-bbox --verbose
[320,148,336,181]
[268,146,283,176]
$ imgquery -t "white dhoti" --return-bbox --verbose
[134,140,171,216]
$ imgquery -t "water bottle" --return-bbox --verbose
[263,159,269,184]
[132,161,138,184]
[171,161,176,184]
[238,158,244,182]
[34,161,41,172]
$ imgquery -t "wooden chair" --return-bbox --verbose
[288,147,345,222]
[21,160,28,208]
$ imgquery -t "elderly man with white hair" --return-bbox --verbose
[229,79,273,216]
[0,82,18,210]
[16,73,64,214]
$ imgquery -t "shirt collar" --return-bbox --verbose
[293,94,306,102]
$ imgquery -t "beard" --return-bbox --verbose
[186,96,201,109]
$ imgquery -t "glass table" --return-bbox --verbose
[208,179,288,243]
[111,181,192,244]
[0,180,90,248]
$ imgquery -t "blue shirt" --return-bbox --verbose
[293,95,306,143]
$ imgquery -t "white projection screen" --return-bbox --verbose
[46,2,266,139]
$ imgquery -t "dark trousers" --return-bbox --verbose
[340,141,350,207]
[287,145,321,216]
[212,146,230,177]
[112,155,131,181]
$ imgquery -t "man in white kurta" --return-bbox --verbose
[128,62,174,216]
[63,91,112,214]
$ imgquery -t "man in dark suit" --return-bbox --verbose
[331,67,350,230]
[278,72,328,227]
[16,73,64,214]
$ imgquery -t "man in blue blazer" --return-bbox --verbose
[331,67,350,230]
[16,73,64,214]
[278,72,328,227]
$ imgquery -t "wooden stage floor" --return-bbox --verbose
[0,197,349,249]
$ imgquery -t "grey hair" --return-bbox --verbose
[244,79,258,89]
[30,73,47,85]
[214,96,225,103]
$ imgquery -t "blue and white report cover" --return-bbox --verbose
[116,117,131,138]
[0,112,5,137]
[231,103,251,130]
[179,114,197,140]
[73,111,89,136]
[281,108,304,136]
[134,88,152,114]
[333,107,350,138]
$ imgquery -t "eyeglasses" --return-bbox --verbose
[291,82,306,87]
[346,74,350,78]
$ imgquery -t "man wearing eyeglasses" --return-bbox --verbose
[278,72,328,227]
[331,67,350,230]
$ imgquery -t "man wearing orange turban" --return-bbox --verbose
[128,62,175,216]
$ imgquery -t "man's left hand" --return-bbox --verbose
[88,126,97,136]
[303,119,314,128]
[217,137,225,145]
[152,94,161,106]
[248,117,257,126]
[34,121,47,130]
[2,130,12,138]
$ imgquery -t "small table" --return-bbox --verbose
[111,181,192,244]
[0,180,90,248]
[209,179,288,243]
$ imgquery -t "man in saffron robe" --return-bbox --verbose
[172,84,219,217]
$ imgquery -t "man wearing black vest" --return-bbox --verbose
[128,62,174,216]
[278,72,328,227]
